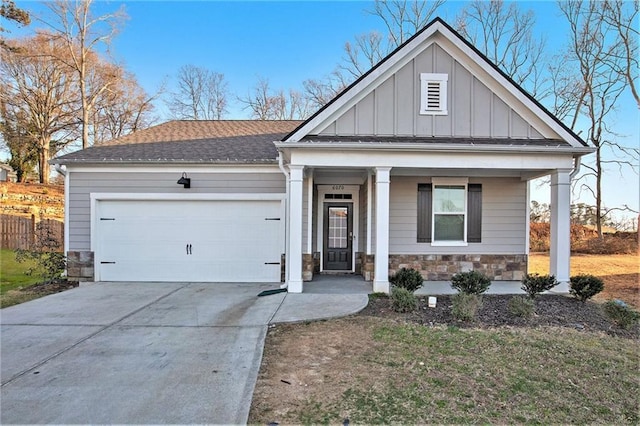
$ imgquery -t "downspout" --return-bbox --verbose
[277,150,289,289]
[570,156,582,180]
[54,164,70,275]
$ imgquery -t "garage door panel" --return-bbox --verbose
[96,199,283,282]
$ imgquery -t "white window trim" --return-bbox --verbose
[420,73,448,115]
[431,177,468,246]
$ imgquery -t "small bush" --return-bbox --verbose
[602,300,640,330]
[450,270,491,295]
[390,287,418,313]
[508,295,535,319]
[451,293,482,321]
[521,273,558,299]
[569,274,605,303]
[389,268,424,292]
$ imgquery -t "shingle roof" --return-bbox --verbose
[53,120,303,164]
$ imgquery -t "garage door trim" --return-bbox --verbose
[90,193,286,282]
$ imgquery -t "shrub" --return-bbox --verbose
[451,293,482,321]
[521,273,558,299]
[569,274,605,303]
[390,287,418,313]
[450,270,491,295]
[14,217,66,285]
[508,295,535,319]
[602,300,640,330]
[389,268,424,292]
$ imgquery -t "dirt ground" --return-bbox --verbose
[0,182,64,220]
[250,253,639,423]
[529,253,639,309]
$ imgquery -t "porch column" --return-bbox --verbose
[550,169,571,291]
[374,167,391,293]
[287,165,304,293]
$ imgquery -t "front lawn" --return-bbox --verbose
[0,249,76,308]
[250,317,639,424]
[0,249,40,294]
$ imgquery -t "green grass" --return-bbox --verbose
[1,249,41,307]
[0,249,40,294]
[254,318,640,425]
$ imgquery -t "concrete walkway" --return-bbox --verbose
[0,282,367,425]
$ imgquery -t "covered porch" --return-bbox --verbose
[279,144,579,294]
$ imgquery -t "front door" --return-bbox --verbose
[323,203,353,271]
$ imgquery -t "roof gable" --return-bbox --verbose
[284,17,587,149]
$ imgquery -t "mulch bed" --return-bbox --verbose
[23,279,79,295]
[360,294,640,339]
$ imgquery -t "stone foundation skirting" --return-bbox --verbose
[360,253,375,281]
[302,253,314,281]
[67,251,94,282]
[389,254,527,281]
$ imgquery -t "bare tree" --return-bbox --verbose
[0,0,30,50]
[92,64,158,144]
[599,0,639,109]
[42,0,127,149]
[559,0,639,237]
[167,65,229,120]
[239,77,311,120]
[455,0,548,98]
[304,0,445,108]
[0,34,78,183]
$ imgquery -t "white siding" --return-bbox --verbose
[389,176,527,254]
[68,170,285,252]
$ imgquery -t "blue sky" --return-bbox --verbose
[7,1,640,221]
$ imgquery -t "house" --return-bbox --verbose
[0,164,18,182]
[51,18,593,293]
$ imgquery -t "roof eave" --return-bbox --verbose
[274,141,595,155]
[49,159,279,166]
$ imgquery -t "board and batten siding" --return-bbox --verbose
[389,176,527,254]
[68,170,285,252]
[316,43,544,140]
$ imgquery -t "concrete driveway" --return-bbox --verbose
[1,282,366,424]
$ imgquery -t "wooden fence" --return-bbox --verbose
[0,214,64,251]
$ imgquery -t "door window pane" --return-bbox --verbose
[328,207,348,249]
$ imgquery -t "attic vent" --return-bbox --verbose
[420,73,448,115]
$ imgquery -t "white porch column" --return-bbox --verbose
[287,165,304,293]
[374,167,391,293]
[550,169,571,291]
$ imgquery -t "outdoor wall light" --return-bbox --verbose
[177,172,191,188]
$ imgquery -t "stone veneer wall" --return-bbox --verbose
[389,254,527,281]
[360,253,375,281]
[67,251,94,282]
[302,254,314,281]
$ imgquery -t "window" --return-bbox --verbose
[420,73,448,115]
[417,180,482,244]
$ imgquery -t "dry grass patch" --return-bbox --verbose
[529,253,639,308]
[250,317,639,425]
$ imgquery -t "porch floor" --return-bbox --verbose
[304,275,525,295]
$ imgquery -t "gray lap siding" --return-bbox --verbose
[67,170,286,252]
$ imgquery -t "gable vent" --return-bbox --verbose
[426,81,442,109]
[420,73,448,115]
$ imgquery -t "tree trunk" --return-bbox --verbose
[39,144,50,184]
[596,146,603,238]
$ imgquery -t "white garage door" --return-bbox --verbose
[95,199,284,282]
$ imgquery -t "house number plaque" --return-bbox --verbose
[332,185,345,190]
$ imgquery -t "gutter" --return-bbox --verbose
[274,141,595,155]
[277,150,289,290]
